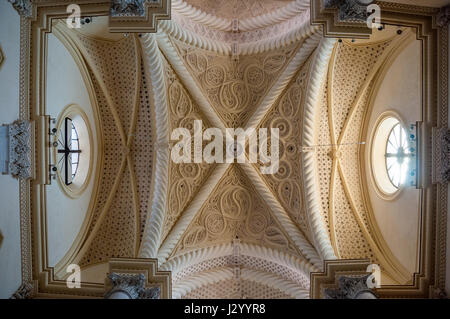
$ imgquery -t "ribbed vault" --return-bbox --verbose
[54,0,418,298]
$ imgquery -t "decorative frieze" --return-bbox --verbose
[1,120,33,180]
[432,127,450,184]
[105,273,160,299]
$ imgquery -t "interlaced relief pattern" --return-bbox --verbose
[172,165,301,258]
[255,54,314,244]
[162,56,216,242]
[171,38,300,128]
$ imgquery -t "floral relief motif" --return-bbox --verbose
[172,165,301,257]
[172,38,300,128]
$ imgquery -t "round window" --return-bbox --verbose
[53,104,93,198]
[370,113,412,198]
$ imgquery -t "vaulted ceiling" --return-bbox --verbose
[51,0,420,298]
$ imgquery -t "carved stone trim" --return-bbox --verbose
[10,281,35,299]
[4,120,33,180]
[105,273,160,299]
[432,127,450,184]
[436,5,450,28]
[324,274,376,299]
[324,0,371,23]
[109,0,171,33]
[8,0,32,18]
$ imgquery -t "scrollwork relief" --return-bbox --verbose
[255,56,314,243]
[172,38,300,128]
[173,165,301,257]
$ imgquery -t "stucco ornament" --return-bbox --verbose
[323,274,376,299]
[324,0,372,22]
[8,0,32,17]
[111,0,160,17]
[105,273,161,299]
[9,120,32,180]
[10,282,35,299]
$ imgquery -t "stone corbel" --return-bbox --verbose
[105,258,172,299]
[432,127,450,184]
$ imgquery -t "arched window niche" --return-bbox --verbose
[53,104,93,198]
[370,112,414,200]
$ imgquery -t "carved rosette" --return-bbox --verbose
[8,120,32,180]
[432,127,450,184]
[105,273,161,299]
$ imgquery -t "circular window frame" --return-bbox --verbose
[53,104,93,198]
[369,111,409,201]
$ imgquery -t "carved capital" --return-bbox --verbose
[324,274,376,299]
[109,0,171,33]
[105,273,160,299]
[10,282,35,299]
[432,127,450,184]
[8,0,32,18]
[105,258,171,298]
[324,0,373,23]
[436,5,450,28]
